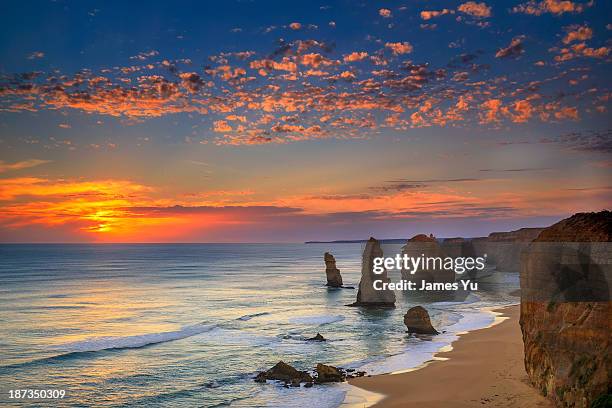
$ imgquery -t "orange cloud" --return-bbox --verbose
[554,42,609,62]
[563,24,593,44]
[343,52,369,62]
[379,8,392,18]
[420,9,454,20]
[495,36,526,59]
[1,174,609,242]
[480,99,502,123]
[0,159,50,173]
[385,42,413,55]
[513,0,588,15]
[457,2,491,18]
[250,58,298,73]
[213,120,232,132]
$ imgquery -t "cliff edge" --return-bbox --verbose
[520,211,611,407]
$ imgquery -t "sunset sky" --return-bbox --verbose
[0,0,610,242]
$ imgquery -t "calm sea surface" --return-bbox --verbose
[0,244,519,407]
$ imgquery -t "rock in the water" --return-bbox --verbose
[520,211,611,408]
[254,361,313,384]
[315,363,345,383]
[324,252,343,287]
[254,372,267,383]
[403,306,439,335]
[349,237,395,307]
[307,332,326,341]
[401,234,454,284]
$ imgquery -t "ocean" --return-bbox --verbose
[0,244,520,407]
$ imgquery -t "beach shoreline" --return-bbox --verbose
[346,305,553,407]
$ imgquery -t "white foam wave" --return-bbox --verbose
[53,323,216,352]
[288,315,345,325]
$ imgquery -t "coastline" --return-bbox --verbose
[347,305,552,407]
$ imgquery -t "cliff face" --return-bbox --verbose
[485,227,545,272]
[488,227,545,242]
[520,211,612,407]
[351,237,396,307]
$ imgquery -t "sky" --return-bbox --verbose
[0,0,610,243]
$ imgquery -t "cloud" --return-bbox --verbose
[554,42,609,62]
[130,50,159,61]
[480,99,502,123]
[495,36,526,59]
[420,9,454,20]
[562,24,593,44]
[213,120,232,132]
[385,42,413,55]
[250,58,297,72]
[27,51,45,60]
[512,0,589,15]
[289,22,302,30]
[1,174,609,242]
[379,8,392,18]
[343,52,368,62]
[0,26,607,145]
[457,2,492,18]
[0,159,51,173]
[554,130,612,153]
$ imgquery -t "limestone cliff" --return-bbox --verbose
[520,211,611,407]
[486,227,545,272]
[350,237,395,307]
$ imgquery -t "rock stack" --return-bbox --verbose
[520,211,611,407]
[349,237,396,307]
[401,234,454,284]
[404,306,439,335]
[324,252,343,288]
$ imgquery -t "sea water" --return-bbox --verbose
[0,244,519,407]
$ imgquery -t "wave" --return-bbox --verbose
[289,315,345,325]
[237,311,270,321]
[0,324,224,372]
[52,323,216,353]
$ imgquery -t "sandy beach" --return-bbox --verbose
[348,305,553,408]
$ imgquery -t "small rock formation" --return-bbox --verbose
[401,234,454,284]
[315,363,345,383]
[520,211,611,407]
[307,333,326,341]
[254,361,313,384]
[403,306,439,335]
[324,252,343,287]
[349,237,396,307]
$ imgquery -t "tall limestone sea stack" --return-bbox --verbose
[324,252,343,288]
[349,237,395,307]
[520,211,611,407]
[401,234,454,284]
